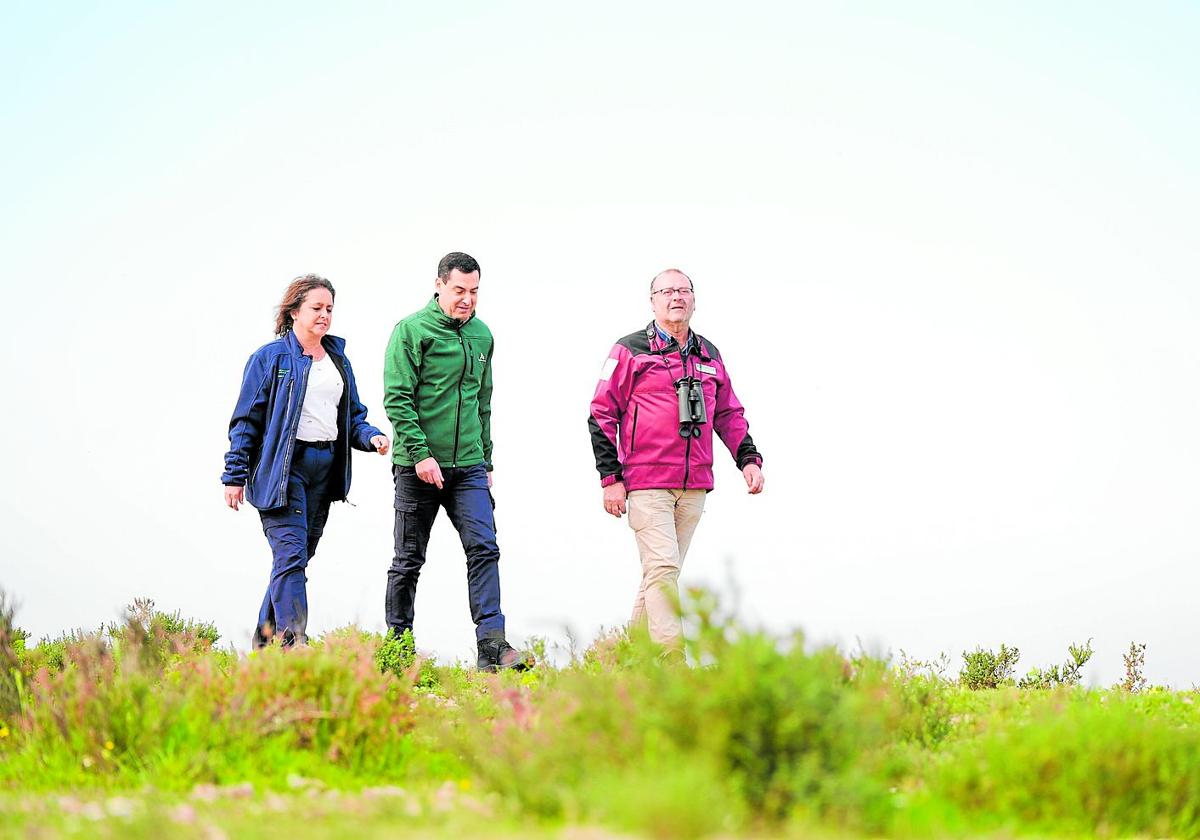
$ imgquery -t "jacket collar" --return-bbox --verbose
[283,330,346,358]
[425,294,475,329]
[645,320,710,360]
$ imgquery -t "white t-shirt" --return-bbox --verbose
[296,354,343,442]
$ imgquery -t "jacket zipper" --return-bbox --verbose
[452,331,467,467]
[659,345,693,490]
[277,378,296,504]
[278,358,309,508]
[682,435,693,490]
[330,351,352,504]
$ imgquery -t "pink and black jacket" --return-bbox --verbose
[588,322,762,492]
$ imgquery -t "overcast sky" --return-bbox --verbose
[2,2,1197,686]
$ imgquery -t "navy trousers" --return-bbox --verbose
[386,463,505,641]
[257,442,334,646]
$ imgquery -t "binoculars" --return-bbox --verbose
[675,377,707,438]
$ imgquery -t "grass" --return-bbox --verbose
[1,589,1197,838]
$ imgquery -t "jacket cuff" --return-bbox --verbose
[600,473,623,488]
[408,445,433,463]
[355,425,384,451]
[737,455,763,469]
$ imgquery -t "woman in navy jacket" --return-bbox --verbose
[222,274,389,648]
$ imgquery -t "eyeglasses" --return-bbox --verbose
[651,287,694,298]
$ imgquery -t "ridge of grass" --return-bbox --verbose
[1,589,1197,838]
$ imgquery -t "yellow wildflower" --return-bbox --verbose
[104,740,115,752]
[0,725,9,739]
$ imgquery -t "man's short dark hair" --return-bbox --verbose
[438,252,481,280]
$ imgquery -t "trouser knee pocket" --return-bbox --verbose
[393,497,420,556]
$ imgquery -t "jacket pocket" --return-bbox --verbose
[628,406,639,455]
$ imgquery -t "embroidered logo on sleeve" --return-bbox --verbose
[599,358,619,381]
[696,363,717,375]
[478,353,487,363]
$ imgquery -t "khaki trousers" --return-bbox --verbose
[627,488,706,651]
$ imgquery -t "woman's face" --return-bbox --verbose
[291,287,334,339]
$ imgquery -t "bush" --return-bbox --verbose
[959,644,1020,690]
[16,598,221,681]
[7,585,1200,839]
[1017,639,1093,689]
[1119,641,1148,692]
[23,633,74,673]
[374,628,440,692]
[1,617,420,790]
[440,597,896,836]
[0,593,23,719]
[922,692,1200,837]
[110,597,220,657]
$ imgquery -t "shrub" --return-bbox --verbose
[375,629,440,692]
[24,634,73,672]
[959,644,1020,690]
[1119,642,1148,693]
[440,596,896,835]
[0,593,23,718]
[110,597,220,657]
[8,586,1200,840]
[1,619,420,790]
[922,693,1200,837]
[1018,639,1093,689]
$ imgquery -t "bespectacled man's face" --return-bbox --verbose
[650,272,695,328]
[436,269,480,321]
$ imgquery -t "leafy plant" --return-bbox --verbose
[375,629,439,691]
[923,693,1200,837]
[896,649,951,681]
[1119,642,1148,693]
[959,644,1020,690]
[1018,639,1094,689]
[5,585,1200,839]
[0,592,23,718]
[112,597,220,651]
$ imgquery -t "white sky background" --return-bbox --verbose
[2,2,1198,686]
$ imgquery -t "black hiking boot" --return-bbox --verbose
[252,620,274,650]
[476,633,535,672]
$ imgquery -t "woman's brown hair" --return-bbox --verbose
[275,274,336,337]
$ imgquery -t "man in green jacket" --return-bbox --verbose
[383,252,531,671]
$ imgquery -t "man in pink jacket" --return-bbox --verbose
[588,269,765,659]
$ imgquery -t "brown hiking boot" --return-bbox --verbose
[476,634,535,672]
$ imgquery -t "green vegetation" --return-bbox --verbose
[1,589,1197,838]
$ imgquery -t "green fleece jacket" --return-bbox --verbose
[383,296,494,469]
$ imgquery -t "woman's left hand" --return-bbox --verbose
[371,435,390,456]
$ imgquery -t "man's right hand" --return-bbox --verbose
[603,481,627,518]
[224,485,244,511]
[415,457,444,489]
